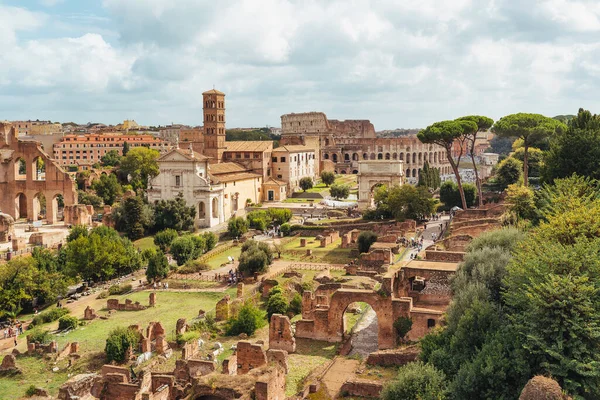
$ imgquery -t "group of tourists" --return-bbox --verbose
[3,323,22,347]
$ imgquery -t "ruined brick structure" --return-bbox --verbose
[0,212,15,242]
[106,298,147,311]
[0,122,77,223]
[269,314,296,353]
[83,306,97,320]
[280,112,451,180]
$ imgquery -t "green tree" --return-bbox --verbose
[153,228,178,252]
[267,208,292,225]
[456,115,494,206]
[228,216,249,238]
[267,292,289,319]
[146,249,170,282]
[495,157,523,190]
[119,147,160,189]
[394,317,413,343]
[329,183,350,200]
[492,113,566,186]
[67,225,89,242]
[439,181,476,209]
[289,293,302,315]
[381,362,448,400]
[511,147,544,178]
[505,184,536,223]
[238,247,269,276]
[203,232,218,251]
[246,210,270,231]
[320,171,335,187]
[153,194,196,232]
[542,108,600,182]
[105,327,139,363]
[225,302,266,336]
[122,141,130,156]
[419,119,477,209]
[418,160,441,190]
[77,190,103,209]
[113,196,152,240]
[170,235,201,266]
[92,173,122,206]
[101,149,122,167]
[280,223,291,236]
[357,231,377,253]
[299,177,313,192]
[386,185,438,220]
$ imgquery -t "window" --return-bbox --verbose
[277,175,283,179]
[175,175,181,187]
[280,157,286,162]
[272,157,277,162]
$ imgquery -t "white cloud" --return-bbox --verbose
[39,0,66,6]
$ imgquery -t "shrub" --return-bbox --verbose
[247,210,270,231]
[30,308,70,327]
[179,259,210,274]
[495,157,523,189]
[268,208,292,225]
[381,362,448,400]
[226,302,266,336]
[267,293,289,319]
[176,331,201,346]
[108,284,132,296]
[96,290,109,299]
[321,171,335,187]
[330,183,350,200]
[238,247,269,276]
[357,231,378,254]
[393,317,413,342]
[202,232,218,252]
[25,385,37,397]
[280,223,291,236]
[170,235,201,266]
[154,229,178,252]
[289,293,302,315]
[105,327,140,363]
[58,315,79,331]
[27,328,52,344]
[228,217,249,238]
[299,177,314,192]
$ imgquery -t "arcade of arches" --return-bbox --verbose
[0,123,77,223]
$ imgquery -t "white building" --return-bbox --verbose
[271,145,316,194]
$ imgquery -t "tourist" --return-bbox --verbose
[14,337,17,347]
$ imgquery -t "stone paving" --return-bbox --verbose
[348,307,379,358]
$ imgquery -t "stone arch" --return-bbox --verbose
[198,201,206,218]
[32,156,45,181]
[344,153,350,161]
[324,153,330,160]
[15,157,26,180]
[434,152,438,163]
[352,170,358,174]
[340,170,347,174]
[412,153,416,163]
[15,193,27,219]
[429,152,433,163]
[405,153,410,163]
[377,153,383,160]
[418,153,422,163]
[32,192,45,221]
[399,153,404,161]
[352,153,358,161]
[385,153,390,160]
[327,289,395,349]
[363,153,368,160]
[212,198,218,219]
[406,169,410,177]
[392,153,397,160]
[370,153,376,160]
[50,193,64,223]
[332,154,338,163]
[325,138,330,146]
[412,169,417,177]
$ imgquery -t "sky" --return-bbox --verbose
[0,0,599,130]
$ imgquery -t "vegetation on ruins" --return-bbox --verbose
[418,119,477,210]
[492,113,566,186]
[105,327,140,363]
[494,157,523,190]
[381,362,448,400]
[225,302,266,336]
[357,231,378,254]
[152,194,196,232]
[367,184,437,221]
[299,177,313,192]
[542,108,600,183]
[456,115,494,206]
[267,286,289,319]
[439,181,476,210]
[320,170,335,187]
[228,216,249,238]
[329,183,350,200]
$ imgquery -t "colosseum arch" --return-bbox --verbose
[412,169,417,177]
[363,153,368,160]
[344,153,350,161]
[418,152,422,162]
[370,153,376,160]
[332,154,338,163]
[399,153,404,161]
[377,153,383,160]
[324,153,330,160]
[385,153,390,160]
[412,153,416,163]
[434,152,438,163]
[392,153,397,160]
[14,193,27,219]
[352,153,359,161]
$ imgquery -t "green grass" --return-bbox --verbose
[283,198,317,203]
[204,246,242,270]
[0,355,73,399]
[133,236,156,252]
[161,279,223,290]
[286,339,338,396]
[344,302,370,335]
[281,237,354,264]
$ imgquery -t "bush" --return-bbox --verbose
[357,231,378,254]
[226,302,266,336]
[238,247,269,276]
[330,183,350,200]
[381,362,448,400]
[25,385,37,397]
[289,293,302,315]
[154,229,178,252]
[267,292,289,319]
[247,210,270,231]
[27,328,52,344]
[108,284,132,296]
[203,232,218,252]
[30,308,70,327]
[170,235,202,266]
[321,171,335,187]
[176,330,201,346]
[394,317,413,342]
[228,217,249,238]
[268,208,292,225]
[299,177,313,192]
[58,315,79,331]
[495,157,523,189]
[178,259,210,274]
[280,223,291,236]
[105,327,140,363]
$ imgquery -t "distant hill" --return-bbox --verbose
[553,115,575,123]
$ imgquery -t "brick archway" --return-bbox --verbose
[326,289,395,349]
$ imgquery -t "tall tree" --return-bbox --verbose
[122,141,130,156]
[492,113,566,186]
[119,147,160,189]
[92,173,122,206]
[418,120,477,209]
[456,115,494,206]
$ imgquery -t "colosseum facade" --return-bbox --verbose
[280,112,452,182]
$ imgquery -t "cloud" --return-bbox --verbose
[2,0,600,127]
[39,0,65,6]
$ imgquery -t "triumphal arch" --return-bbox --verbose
[357,160,404,209]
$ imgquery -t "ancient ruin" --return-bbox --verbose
[268,314,296,353]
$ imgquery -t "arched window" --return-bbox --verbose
[406,169,410,177]
[392,153,397,160]
[344,154,350,161]
[363,153,368,160]
[324,153,330,160]
[412,169,417,177]
[385,153,390,160]
[32,157,45,181]
[418,153,422,163]
[15,158,26,180]
[370,153,376,160]
[199,202,205,218]
[399,153,404,161]
[377,153,383,160]
[332,154,338,163]
[434,152,438,163]
[427,319,436,329]
[212,198,218,219]
[352,153,358,161]
[412,153,416,163]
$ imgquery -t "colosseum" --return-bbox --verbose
[280,112,452,182]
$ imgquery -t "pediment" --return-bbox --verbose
[159,151,193,163]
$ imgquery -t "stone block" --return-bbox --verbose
[269,314,295,353]
[215,295,230,321]
[149,292,156,307]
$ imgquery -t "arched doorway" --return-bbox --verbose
[377,153,383,160]
[232,194,239,213]
[332,154,338,163]
[15,158,26,180]
[343,302,379,356]
[32,156,45,181]
[50,194,64,223]
[15,193,27,219]
[198,201,206,219]
[33,192,46,221]
[212,198,218,219]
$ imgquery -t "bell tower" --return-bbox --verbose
[202,89,226,162]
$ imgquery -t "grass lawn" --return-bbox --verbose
[281,237,354,264]
[204,246,242,270]
[311,217,362,225]
[334,174,358,187]
[344,303,370,335]
[275,269,346,288]
[0,355,72,399]
[286,339,338,396]
[133,236,156,252]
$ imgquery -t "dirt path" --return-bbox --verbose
[321,358,360,398]
[348,307,378,358]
